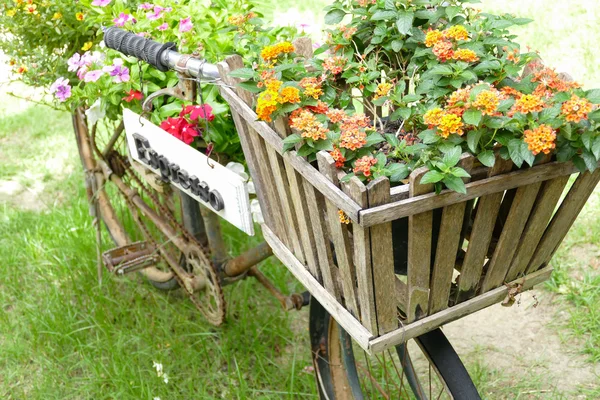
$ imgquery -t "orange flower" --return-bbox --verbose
[9,59,16,66]
[500,86,523,99]
[256,90,279,122]
[432,40,454,62]
[289,109,329,141]
[323,56,347,75]
[437,113,464,138]
[425,29,444,47]
[444,25,469,41]
[353,156,377,177]
[446,87,472,116]
[340,128,367,151]
[473,90,500,116]
[261,42,295,62]
[338,210,350,224]
[279,86,300,103]
[532,67,581,93]
[76,12,85,21]
[340,25,357,40]
[265,79,282,92]
[330,146,346,168]
[326,109,347,124]
[299,77,323,99]
[512,94,545,114]
[374,82,393,100]
[524,125,556,155]
[452,48,479,63]
[228,15,246,26]
[423,108,445,126]
[505,48,520,63]
[307,100,329,114]
[16,65,28,74]
[561,94,593,123]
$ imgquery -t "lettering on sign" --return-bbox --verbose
[123,109,254,235]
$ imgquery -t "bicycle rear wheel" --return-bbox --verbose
[309,299,480,399]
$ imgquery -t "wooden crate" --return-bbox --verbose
[217,55,600,354]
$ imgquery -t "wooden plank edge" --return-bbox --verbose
[360,161,586,227]
[261,224,375,353]
[368,266,553,354]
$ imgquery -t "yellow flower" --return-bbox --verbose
[561,94,593,123]
[24,4,37,14]
[512,94,545,114]
[264,79,282,92]
[524,125,556,155]
[338,210,350,224]
[76,12,85,21]
[452,48,479,63]
[81,41,93,51]
[437,113,464,138]
[17,65,28,74]
[374,82,393,100]
[260,42,295,62]
[299,77,323,100]
[279,87,300,104]
[256,90,279,122]
[425,29,444,47]
[473,90,500,116]
[6,9,17,17]
[423,108,445,126]
[445,25,469,41]
[52,12,62,20]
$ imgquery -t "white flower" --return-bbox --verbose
[163,373,169,384]
[85,99,105,126]
[250,199,264,224]
[152,361,163,376]
[225,161,249,181]
[153,398,161,400]
[247,180,256,194]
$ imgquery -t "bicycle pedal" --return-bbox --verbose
[102,241,158,275]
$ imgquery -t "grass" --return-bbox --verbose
[1,0,600,398]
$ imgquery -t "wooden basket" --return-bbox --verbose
[217,54,600,354]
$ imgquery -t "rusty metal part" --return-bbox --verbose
[248,267,305,311]
[102,120,125,158]
[200,206,229,265]
[222,241,273,277]
[102,241,161,276]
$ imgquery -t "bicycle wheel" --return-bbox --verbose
[72,110,204,291]
[309,299,481,400]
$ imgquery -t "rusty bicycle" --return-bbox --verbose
[73,26,482,399]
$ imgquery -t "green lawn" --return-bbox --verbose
[1,1,599,398]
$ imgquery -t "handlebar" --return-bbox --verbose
[103,27,220,80]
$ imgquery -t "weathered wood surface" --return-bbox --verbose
[406,167,433,322]
[455,157,513,302]
[506,175,570,281]
[480,181,542,293]
[317,152,359,317]
[370,266,553,353]
[220,85,362,221]
[344,177,377,333]
[262,224,374,352]
[360,160,587,227]
[368,177,398,334]
[527,169,600,272]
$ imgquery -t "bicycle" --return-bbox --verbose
[73,26,483,399]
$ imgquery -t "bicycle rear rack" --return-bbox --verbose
[102,241,159,275]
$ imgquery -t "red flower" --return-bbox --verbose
[180,104,215,122]
[123,89,143,102]
[179,121,200,144]
[160,116,200,145]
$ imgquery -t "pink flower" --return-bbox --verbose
[91,0,112,6]
[113,12,135,27]
[77,66,88,80]
[138,2,153,10]
[50,77,72,102]
[181,104,215,122]
[146,5,164,20]
[179,17,193,33]
[83,70,104,82]
[67,53,84,72]
[157,22,169,31]
[102,59,130,83]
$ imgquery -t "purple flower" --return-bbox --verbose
[84,70,104,82]
[50,77,72,102]
[157,22,169,31]
[67,53,84,72]
[91,0,112,6]
[179,17,193,33]
[113,12,135,27]
[103,59,130,83]
[77,66,88,80]
[138,2,153,10]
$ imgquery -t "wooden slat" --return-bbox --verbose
[220,85,362,221]
[367,178,398,334]
[369,266,554,353]
[527,169,600,272]
[317,152,359,317]
[284,162,320,280]
[220,57,288,244]
[406,168,433,322]
[302,177,339,301]
[480,181,542,293]
[455,157,513,303]
[359,160,588,227]
[395,277,408,314]
[506,175,570,281]
[344,176,377,333]
[428,156,474,314]
[261,224,374,352]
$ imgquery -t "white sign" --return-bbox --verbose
[123,109,254,235]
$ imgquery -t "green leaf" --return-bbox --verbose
[463,109,483,126]
[396,10,415,35]
[451,167,471,178]
[418,129,440,144]
[572,155,587,173]
[282,134,302,152]
[391,39,404,52]
[388,163,410,182]
[467,130,483,152]
[582,131,594,150]
[297,143,313,157]
[430,64,453,75]
[557,144,576,162]
[421,170,445,184]
[520,142,535,166]
[442,146,462,167]
[390,107,411,121]
[366,132,385,147]
[477,150,495,167]
[592,137,600,160]
[236,81,262,93]
[375,152,387,167]
[372,10,397,21]
[446,6,462,20]
[497,98,515,112]
[582,150,597,171]
[341,173,355,183]
[485,117,506,129]
[443,175,467,194]
[325,9,346,25]
[228,68,257,79]
[585,89,600,104]
[402,94,421,103]
[508,138,524,167]
[384,0,397,10]
[385,134,400,147]
[473,60,501,73]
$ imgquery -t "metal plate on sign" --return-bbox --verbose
[123,109,254,235]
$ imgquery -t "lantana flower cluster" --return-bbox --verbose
[425,25,479,63]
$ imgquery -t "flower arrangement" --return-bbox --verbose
[242,0,600,193]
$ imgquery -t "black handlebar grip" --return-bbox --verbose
[103,27,176,72]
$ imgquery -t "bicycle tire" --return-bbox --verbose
[309,298,481,399]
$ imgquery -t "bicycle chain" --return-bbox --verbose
[115,155,226,325]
